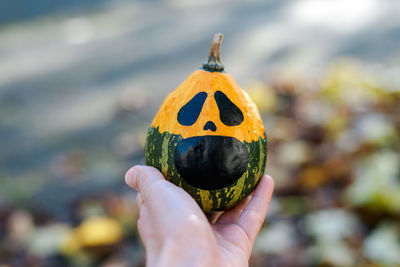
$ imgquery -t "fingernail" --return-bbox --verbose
[125,167,137,186]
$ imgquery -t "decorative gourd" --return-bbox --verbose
[145,33,267,212]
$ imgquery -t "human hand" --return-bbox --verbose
[125,165,274,267]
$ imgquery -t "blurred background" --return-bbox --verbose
[1,0,400,266]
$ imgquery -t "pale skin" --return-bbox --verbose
[125,165,274,267]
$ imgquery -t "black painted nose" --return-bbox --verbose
[174,136,248,190]
[203,121,217,131]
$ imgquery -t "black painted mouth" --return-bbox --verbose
[174,136,248,190]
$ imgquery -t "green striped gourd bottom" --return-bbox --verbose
[145,127,267,212]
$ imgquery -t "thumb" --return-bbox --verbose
[125,166,207,232]
[125,165,166,195]
[124,165,204,218]
[125,165,203,213]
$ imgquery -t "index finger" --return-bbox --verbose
[236,175,274,246]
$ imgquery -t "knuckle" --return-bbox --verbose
[246,209,264,228]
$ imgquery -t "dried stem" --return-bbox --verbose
[203,33,224,72]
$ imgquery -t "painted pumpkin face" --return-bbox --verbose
[145,34,267,212]
[153,70,265,143]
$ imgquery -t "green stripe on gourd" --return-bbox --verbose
[145,126,267,213]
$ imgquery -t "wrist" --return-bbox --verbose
[157,240,221,267]
[155,238,221,267]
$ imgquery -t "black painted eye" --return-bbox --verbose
[178,92,207,126]
[214,91,244,126]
